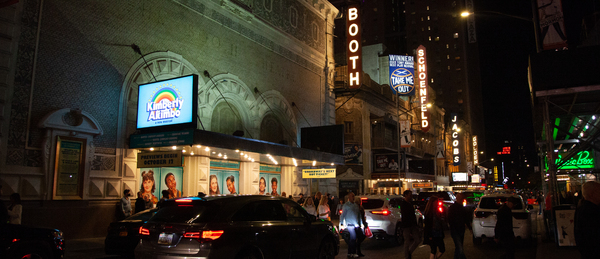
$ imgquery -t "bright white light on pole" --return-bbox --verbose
[461,11,471,17]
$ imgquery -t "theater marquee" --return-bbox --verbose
[347,5,362,89]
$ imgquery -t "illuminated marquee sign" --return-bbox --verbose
[412,182,433,188]
[451,113,460,166]
[416,45,429,132]
[473,135,478,165]
[137,74,198,129]
[347,5,362,89]
[302,168,337,179]
[497,146,511,155]
[389,55,415,95]
[545,150,595,170]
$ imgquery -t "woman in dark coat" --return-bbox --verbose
[423,196,446,259]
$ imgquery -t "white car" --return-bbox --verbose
[339,195,424,245]
[471,194,532,244]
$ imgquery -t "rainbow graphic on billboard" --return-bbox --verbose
[146,85,184,122]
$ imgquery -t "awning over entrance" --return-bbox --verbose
[130,129,345,167]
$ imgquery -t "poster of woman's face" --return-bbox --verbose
[139,168,160,204]
[209,174,220,195]
[160,167,183,198]
[258,176,267,195]
[210,170,239,195]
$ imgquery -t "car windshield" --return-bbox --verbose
[125,208,158,221]
[149,203,217,224]
[362,199,385,209]
[479,197,523,210]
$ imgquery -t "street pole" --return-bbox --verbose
[396,93,402,194]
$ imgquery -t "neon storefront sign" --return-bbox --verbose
[546,150,595,170]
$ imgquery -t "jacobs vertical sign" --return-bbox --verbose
[451,113,461,166]
[347,5,362,89]
[416,45,430,132]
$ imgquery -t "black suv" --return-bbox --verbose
[1,223,65,259]
[135,195,339,259]
[415,191,456,212]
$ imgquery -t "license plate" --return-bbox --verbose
[119,231,128,237]
[158,233,174,245]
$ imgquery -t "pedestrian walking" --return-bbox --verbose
[574,181,600,259]
[354,196,367,257]
[340,192,361,258]
[400,190,421,259]
[314,191,323,207]
[424,196,445,259]
[336,199,344,217]
[7,193,22,225]
[135,191,146,213]
[120,189,132,219]
[317,196,331,220]
[302,196,318,217]
[495,196,518,259]
[297,193,306,206]
[448,193,470,259]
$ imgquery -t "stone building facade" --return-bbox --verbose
[0,0,338,238]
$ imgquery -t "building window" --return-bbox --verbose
[427,6,429,10]
[454,32,459,38]
[345,121,353,134]
[431,78,434,83]
[447,66,451,70]
[447,55,450,59]
[428,26,431,30]
[446,44,449,49]
[421,17,424,21]
[429,36,432,41]
[435,36,439,41]
[455,56,461,60]
[427,16,430,20]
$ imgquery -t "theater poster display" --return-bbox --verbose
[375,154,401,171]
[160,167,183,198]
[136,74,198,130]
[139,168,161,204]
[210,170,239,195]
[345,144,363,164]
[389,55,415,95]
[259,173,281,196]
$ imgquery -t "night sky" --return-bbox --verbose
[473,0,538,163]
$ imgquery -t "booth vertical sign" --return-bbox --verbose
[347,5,361,89]
[416,45,429,132]
[451,113,460,166]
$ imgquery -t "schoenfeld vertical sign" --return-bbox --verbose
[416,45,430,132]
[389,55,415,95]
[347,5,362,89]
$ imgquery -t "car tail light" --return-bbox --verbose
[183,230,224,241]
[438,201,443,213]
[513,212,529,220]
[371,210,390,216]
[139,227,150,236]
[176,199,193,203]
[12,238,19,242]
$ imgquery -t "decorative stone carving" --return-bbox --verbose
[89,179,104,197]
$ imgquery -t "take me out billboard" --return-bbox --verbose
[136,74,198,130]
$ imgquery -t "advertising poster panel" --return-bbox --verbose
[259,173,281,196]
[374,154,401,171]
[136,74,197,129]
[389,55,415,95]
[537,0,568,50]
[555,209,576,246]
[210,170,239,195]
[160,167,183,198]
[139,168,161,205]
[345,144,363,164]
[400,120,411,147]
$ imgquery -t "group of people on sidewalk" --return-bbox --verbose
[338,190,519,259]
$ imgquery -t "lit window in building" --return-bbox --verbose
[447,55,450,59]
[455,56,461,60]
[435,36,439,41]
[429,36,432,41]
[458,99,463,104]
[431,78,434,83]
[448,66,450,70]
[421,17,423,21]
[446,44,449,49]
[422,27,425,31]
[454,33,459,38]
[427,16,430,20]
[428,26,430,30]
[427,6,429,10]
[456,67,461,71]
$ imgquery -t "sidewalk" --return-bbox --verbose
[64,237,107,259]
[534,212,580,259]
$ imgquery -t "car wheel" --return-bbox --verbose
[390,224,404,246]
[472,234,482,245]
[317,239,336,259]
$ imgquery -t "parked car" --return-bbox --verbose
[135,195,339,259]
[0,223,65,259]
[339,195,424,246]
[415,191,456,212]
[105,207,159,255]
[471,194,532,245]
[459,191,485,212]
